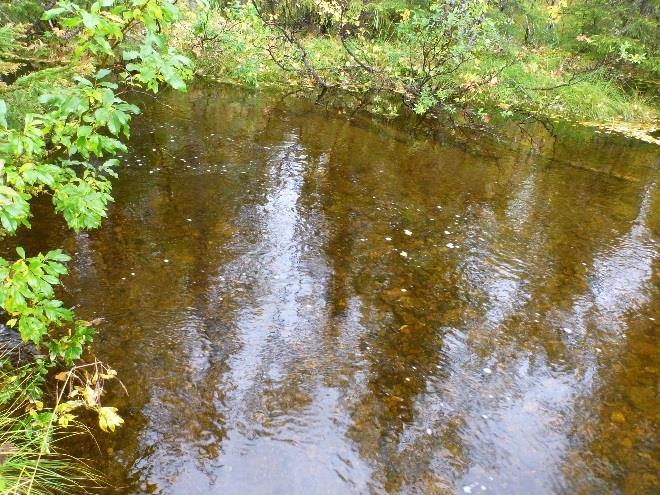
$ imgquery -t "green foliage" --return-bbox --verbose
[0,411,101,495]
[0,4,192,477]
[560,0,658,77]
[191,0,657,133]
[123,36,193,92]
[0,0,45,24]
[0,250,77,350]
[0,0,191,370]
[0,68,72,128]
[0,24,26,56]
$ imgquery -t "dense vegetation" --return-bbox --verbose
[190,0,658,140]
[0,0,657,493]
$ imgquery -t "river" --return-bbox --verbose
[14,85,660,494]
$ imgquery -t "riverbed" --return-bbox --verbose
[15,85,659,494]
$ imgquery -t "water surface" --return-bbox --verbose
[13,86,660,494]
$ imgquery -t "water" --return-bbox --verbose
[10,86,659,494]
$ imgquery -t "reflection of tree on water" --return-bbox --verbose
[310,119,476,492]
[44,88,281,491]
[447,135,658,492]
[10,86,658,494]
[561,176,659,494]
[78,93,263,489]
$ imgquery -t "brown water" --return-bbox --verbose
[12,86,660,494]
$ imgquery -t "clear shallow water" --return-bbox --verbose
[11,86,660,494]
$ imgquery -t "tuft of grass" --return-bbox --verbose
[0,421,102,495]
[0,361,104,495]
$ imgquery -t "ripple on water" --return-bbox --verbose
[10,86,656,495]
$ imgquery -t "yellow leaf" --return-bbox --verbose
[54,371,69,381]
[54,400,82,415]
[99,368,118,380]
[57,413,77,427]
[97,407,124,432]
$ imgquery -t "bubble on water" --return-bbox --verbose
[483,367,492,374]
[426,428,432,435]
[463,487,472,494]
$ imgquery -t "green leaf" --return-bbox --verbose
[18,315,48,345]
[46,250,71,263]
[42,7,67,21]
[95,68,112,80]
[81,11,100,30]
[122,50,139,60]
[108,112,122,135]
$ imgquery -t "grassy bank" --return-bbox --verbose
[179,1,658,143]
